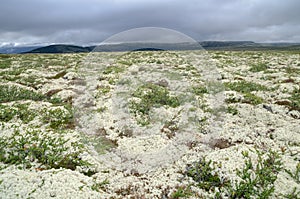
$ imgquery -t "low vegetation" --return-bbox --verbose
[0,50,299,198]
[225,150,282,198]
[225,81,266,105]
[0,85,46,103]
[186,157,228,191]
[249,62,268,72]
[129,83,180,125]
[185,150,283,198]
[0,128,90,171]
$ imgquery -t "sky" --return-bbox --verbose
[1,0,300,47]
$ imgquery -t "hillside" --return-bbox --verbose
[25,44,93,53]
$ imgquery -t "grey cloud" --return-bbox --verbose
[0,0,299,45]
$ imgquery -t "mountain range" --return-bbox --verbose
[1,41,300,54]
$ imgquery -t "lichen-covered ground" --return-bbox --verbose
[0,51,299,198]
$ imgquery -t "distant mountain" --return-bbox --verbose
[200,41,300,50]
[25,44,93,54]
[200,41,256,48]
[1,41,299,54]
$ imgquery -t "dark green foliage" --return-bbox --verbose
[225,81,268,93]
[129,83,180,125]
[0,85,46,103]
[186,157,227,191]
[171,186,192,199]
[227,106,238,115]
[103,65,125,74]
[41,106,73,130]
[0,129,89,170]
[243,93,264,105]
[0,55,12,69]
[225,81,266,105]
[227,106,239,115]
[0,103,37,123]
[250,63,268,72]
[285,163,300,183]
[192,86,208,96]
[226,150,282,199]
[184,150,283,198]
[289,88,300,111]
[91,179,109,192]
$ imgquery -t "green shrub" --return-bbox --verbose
[184,150,283,198]
[171,186,193,199]
[225,150,282,199]
[289,88,300,111]
[0,129,89,170]
[250,63,268,72]
[129,83,180,125]
[225,81,266,105]
[103,65,125,74]
[186,157,227,191]
[0,55,12,69]
[0,103,37,123]
[192,86,208,96]
[225,81,268,93]
[285,162,300,183]
[41,106,73,130]
[0,85,46,103]
[91,179,109,192]
[243,93,264,105]
[227,106,238,115]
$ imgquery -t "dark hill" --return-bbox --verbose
[18,42,300,54]
[25,44,91,53]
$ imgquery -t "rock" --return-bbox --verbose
[281,78,295,83]
[209,138,232,149]
[275,99,292,106]
[263,104,273,113]
[155,79,169,87]
[69,78,86,86]
[289,110,300,119]
[63,72,79,80]
[47,71,67,79]
[45,88,62,97]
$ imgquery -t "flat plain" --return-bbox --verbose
[0,50,299,198]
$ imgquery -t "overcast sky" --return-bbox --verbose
[1,0,300,47]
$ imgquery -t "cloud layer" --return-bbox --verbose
[1,0,300,46]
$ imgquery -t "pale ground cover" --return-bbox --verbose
[0,51,299,198]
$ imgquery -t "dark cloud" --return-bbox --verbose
[1,0,299,46]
